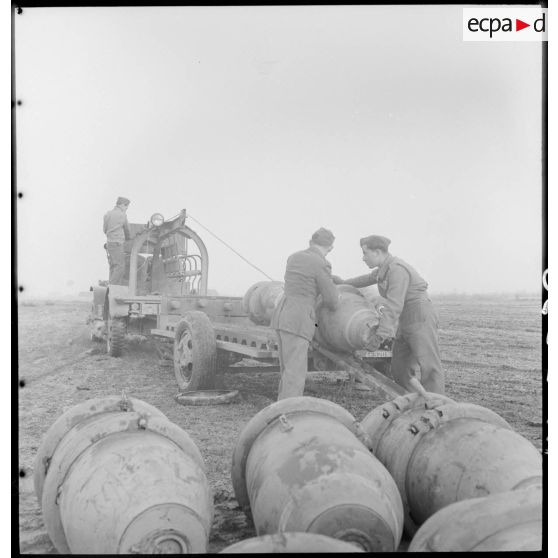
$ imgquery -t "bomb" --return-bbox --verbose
[220,532,365,553]
[360,393,543,535]
[242,281,285,325]
[315,285,383,351]
[408,484,542,552]
[34,395,213,554]
[231,396,404,552]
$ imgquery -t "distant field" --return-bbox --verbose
[17,296,543,553]
[433,296,543,446]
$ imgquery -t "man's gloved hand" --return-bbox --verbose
[378,337,393,351]
[365,327,393,351]
[331,275,345,285]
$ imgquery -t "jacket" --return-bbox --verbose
[271,246,339,341]
[344,255,430,338]
[103,207,130,243]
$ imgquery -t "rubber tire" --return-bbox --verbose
[107,317,126,357]
[310,353,336,372]
[174,311,217,391]
[175,389,239,406]
[90,319,106,343]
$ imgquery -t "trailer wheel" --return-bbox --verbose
[175,389,239,406]
[174,311,217,391]
[107,317,126,357]
[310,352,336,372]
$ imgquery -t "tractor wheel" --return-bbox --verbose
[90,319,106,343]
[107,317,126,357]
[174,311,217,391]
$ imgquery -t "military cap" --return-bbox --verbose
[360,235,391,251]
[116,196,131,206]
[311,227,335,247]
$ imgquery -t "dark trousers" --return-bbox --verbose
[390,301,445,394]
[106,242,125,285]
[276,330,310,400]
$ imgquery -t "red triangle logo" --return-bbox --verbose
[516,19,530,31]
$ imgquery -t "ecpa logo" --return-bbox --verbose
[463,8,548,42]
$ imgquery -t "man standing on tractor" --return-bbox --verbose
[103,196,131,285]
[333,235,445,395]
[271,227,340,400]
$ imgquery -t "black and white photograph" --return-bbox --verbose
[14,3,548,554]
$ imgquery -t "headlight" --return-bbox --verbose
[150,213,164,227]
[130,302,140,311]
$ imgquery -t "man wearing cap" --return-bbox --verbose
[333,235,444,395]
[103,197,131,285]
[271,228,340,400]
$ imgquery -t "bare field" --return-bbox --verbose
[17,296,543,553]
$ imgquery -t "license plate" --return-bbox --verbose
[141,303,158,315]
[356,350,392,358]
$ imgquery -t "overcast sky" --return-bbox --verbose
[15,5,543,297]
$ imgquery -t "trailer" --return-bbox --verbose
[89,210,397,395]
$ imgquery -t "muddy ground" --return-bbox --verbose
[17,296,543,553]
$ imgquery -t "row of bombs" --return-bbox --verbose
[243,280,389,351]
[33,392,542,553]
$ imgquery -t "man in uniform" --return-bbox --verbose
[271,228,340,400]
[103,197,131,285]
[333,235,444,394]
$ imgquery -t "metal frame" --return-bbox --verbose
[128,210,209,296]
